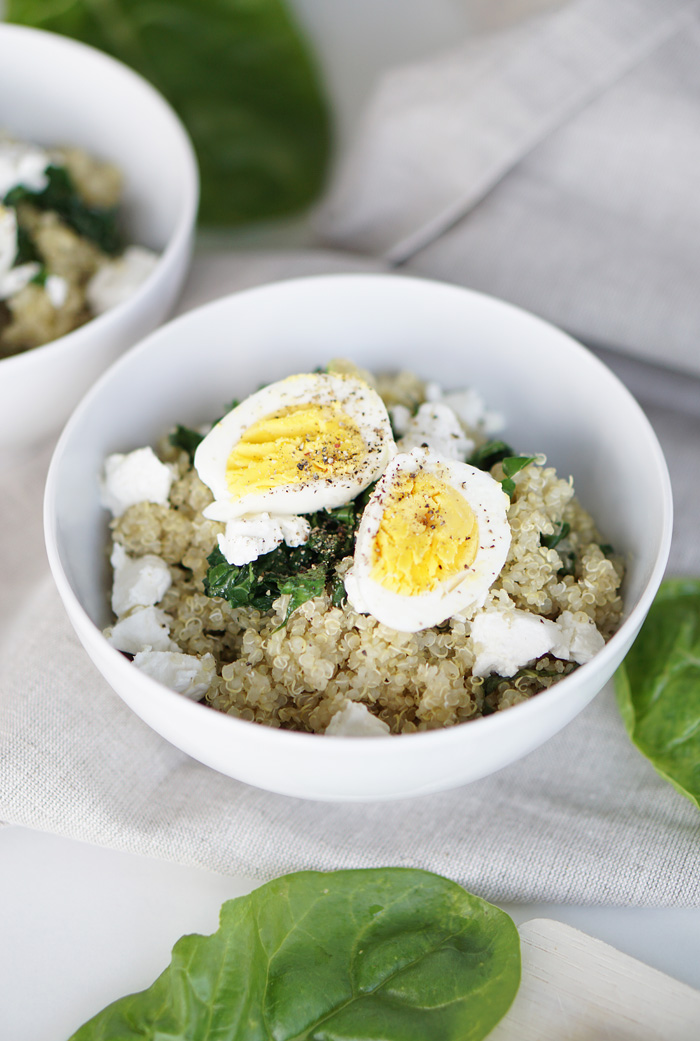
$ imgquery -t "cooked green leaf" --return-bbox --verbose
[203,502,359,623]
[168,423,204,462]
[5,164,122,254]
[500,455,536,498]
[278,563,326,625]
[68,868,521,1041]
[540,521,570,550]
[7,0,331,226]
[469,439,514,472]
[615,578,700,809]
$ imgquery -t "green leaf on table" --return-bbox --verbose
[6,0,332,226]
[68,867,521,1041]
[615,578,700,809]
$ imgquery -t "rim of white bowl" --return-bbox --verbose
[43,273,674,756]
[0,23,199,375]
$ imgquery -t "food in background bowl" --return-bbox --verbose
[0,134,158,357]
[99,360,624,737]
[44,274,671,801]
[0,23,198,455]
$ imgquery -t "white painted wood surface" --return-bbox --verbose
[491,918,700,1040]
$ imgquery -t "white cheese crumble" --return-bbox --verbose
[396,401,475,461]
[0,139,49,198]
[107,605,178,654]
[132,650,217,700]
[110,543,172,618]
[550,610,605,665]
[470,607,560,677]
[325,700,391,737]
[342,566,369,616]
[470,605,605,677]
[45,274,69,309]
[100,447,175,518]
[86,245,159,316]
[425,382,504,437]
[216,512,311,566]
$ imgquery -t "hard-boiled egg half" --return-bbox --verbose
[345,448,511,632]
[194,372,396,523]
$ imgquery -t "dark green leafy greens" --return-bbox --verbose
[616,579,700,809]
[169,423,204,462]
[469,439,514,472]
[204,502,358,625]
[500,455,536,498]
[7,0,331,226]
[68,867,521,1041]
[540,521,571,550]
[4,164,123,254]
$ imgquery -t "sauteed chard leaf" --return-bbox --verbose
[615,578,700,809]
[68,868,521,1041]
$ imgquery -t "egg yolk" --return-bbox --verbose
[371,470,478,595]
[225,402,367,495]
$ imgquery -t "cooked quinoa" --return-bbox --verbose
[105,367,624,735]
[0,135,156,357]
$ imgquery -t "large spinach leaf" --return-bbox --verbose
[615,578,700,809]
[69,868,521,1041]
[7,0,331,226]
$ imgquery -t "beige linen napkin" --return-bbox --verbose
[317,0,700,376]
[1,249,699,906]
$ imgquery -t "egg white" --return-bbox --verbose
[346,447,511,632]
[194,372,396,521]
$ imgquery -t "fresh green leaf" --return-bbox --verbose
[5,164,122,254]
[500,455,536,498]
[168,423,204,462]
[68,867,521,1041]
[7,0,332,227]
[540,521,570,550]
[615,578,700,809]
[469,439,514,472]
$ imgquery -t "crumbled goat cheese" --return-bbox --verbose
[45,274,69,309]
[325,700,391,737]
[107,605,178,654]
[100,447,175,517]
[470,607,561,677]
[110,543,172,618]
[132,650,216,700]
[396,401,474,461]
[86,245,159,315]
[470,605,605,677]
[217,513,311,566]
[550,610,605,664]
[425,382,504,436]
[0,139,49,198]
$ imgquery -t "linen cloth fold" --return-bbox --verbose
[317,0,700,376]
[1,248,700,906]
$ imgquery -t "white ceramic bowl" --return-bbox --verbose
[0,23,198,457]
[45,274,672,802]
